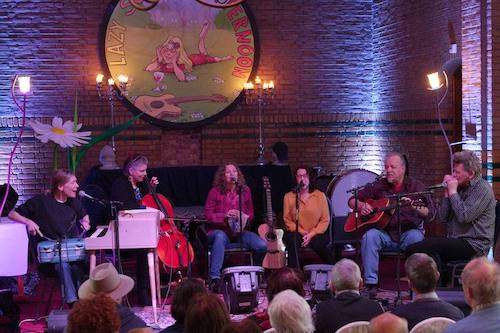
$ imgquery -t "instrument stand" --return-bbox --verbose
[294,189,301,270]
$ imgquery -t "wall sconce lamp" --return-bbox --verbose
[1,76,31,216]
[427,70,452,173]
[244,76,275,165]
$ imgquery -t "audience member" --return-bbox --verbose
[271,141,289,166]
[78,263,149,333]
[160,278,208,333]
[249,267,305,330]
[392,253,463,329]
[267,290,314,333]
[315,259,384,333]
[221,319,262,333]
[369,312,408,333]
[67,293,120,333]
[443,257,500,333]
[184,293,230,333]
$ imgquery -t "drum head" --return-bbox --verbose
[327,169,378,217]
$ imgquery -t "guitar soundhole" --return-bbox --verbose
[151,101,165,109]
[266,232,277,241]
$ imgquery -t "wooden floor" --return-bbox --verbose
[12,256,411,332]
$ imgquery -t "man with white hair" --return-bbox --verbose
[443,257,500,333]
[268,289,314,333]
[314,259,384,333]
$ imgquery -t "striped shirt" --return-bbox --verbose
[438,176,496,255]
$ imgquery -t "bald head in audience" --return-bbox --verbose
[369,313,408,333]
[461,257,500,309]
[330,258,363,293]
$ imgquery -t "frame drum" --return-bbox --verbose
[326,169,379,217]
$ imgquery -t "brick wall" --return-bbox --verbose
[0,0,493,205]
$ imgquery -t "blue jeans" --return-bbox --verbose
[361,228,424,285]
[207,230,267,279]
[54,262,82,304]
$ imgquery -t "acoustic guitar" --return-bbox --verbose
[344,198,425,236]
[258,176,286,269]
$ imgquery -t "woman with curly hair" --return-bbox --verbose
[204,163,266,292]
[67,294,120,333]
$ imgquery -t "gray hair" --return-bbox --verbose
[268,290,314,333]
[453,150,481,176]
[461,257,500,305]
[330,259,361,291]
[405,253,439,294]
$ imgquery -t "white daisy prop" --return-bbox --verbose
[30,117,92,148]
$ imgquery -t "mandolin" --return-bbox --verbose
[258,176,286,269]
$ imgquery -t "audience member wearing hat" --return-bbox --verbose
[78,263,150,333]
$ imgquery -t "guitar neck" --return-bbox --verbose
[265,187,273,224]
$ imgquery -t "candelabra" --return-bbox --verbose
[96,74,129,152]
[244,76,275,165]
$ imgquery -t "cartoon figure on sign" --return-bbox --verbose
[145,22,233,82]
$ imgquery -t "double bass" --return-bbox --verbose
[141,176,194,270]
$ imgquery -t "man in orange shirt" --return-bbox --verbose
[283,166,334,268]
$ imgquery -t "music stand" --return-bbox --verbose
[386,189,432,305]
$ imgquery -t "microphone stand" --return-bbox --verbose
[294,187,301,270]
[80,194,124,272]
[346,183,369,264]
[237,182,244,262]
[51,216,78,309]
[385,189,433,306]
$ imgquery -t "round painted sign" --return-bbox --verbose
[102,0,257,127]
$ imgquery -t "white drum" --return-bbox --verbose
[0,218,29,276]
[326,169,379,217]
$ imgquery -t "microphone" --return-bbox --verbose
[294,181,304,193]
[79,190,124,206]
[79,190,98,201]
[427,182,447,190]
[376,171,386,180]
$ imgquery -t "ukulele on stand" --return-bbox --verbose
[258,176,285,269]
